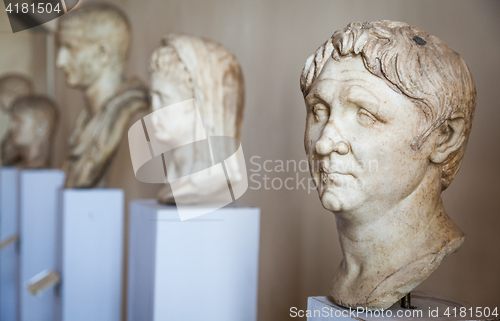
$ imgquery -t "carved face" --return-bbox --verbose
[305,55,438,214]
[56,28,104,88]
[150,59,196,147]
[9,112,36,146]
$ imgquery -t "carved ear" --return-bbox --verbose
[98,42,112,64]
[430,113,465,164]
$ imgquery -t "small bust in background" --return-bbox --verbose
[3,95,58,169]
[0,73,34,111]
[149,33,245,205]
[0,73,34,165]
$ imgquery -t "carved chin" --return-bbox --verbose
[320,189,343,212]
[65,75,79,87]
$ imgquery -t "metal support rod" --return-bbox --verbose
[400,292,412,309]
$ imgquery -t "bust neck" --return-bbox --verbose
[84,66,124,115]
[331,166,465,308]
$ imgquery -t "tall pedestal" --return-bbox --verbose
[0,167,20,321]
[128,200,260,321]
[60,189,124,321]
[19,169,65,321]
[306,292,489,320]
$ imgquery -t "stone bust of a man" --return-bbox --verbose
[300,21,476,309]
[4,95,58,169]
[149,33,245,205]
[0,73,34,165]
[56,3,149,188]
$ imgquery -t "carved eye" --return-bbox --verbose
[312,104,329,122]
[357,108,378,125]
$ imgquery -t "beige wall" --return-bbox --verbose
[49,0,500,320]
[0,12,33,77]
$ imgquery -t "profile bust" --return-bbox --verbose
[2,95,58,168]
[56,2,149,188]
[149,33,245,204]
[300,21,476,309]
[0,73,34,164]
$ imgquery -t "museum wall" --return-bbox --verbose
[0,13,32,77]
[30,0,500,320]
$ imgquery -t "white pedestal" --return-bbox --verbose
[19,169,65,321]
[0,167,20,321]
[60,189,124,321]
[306,292,487,320]
[128,200,260,321]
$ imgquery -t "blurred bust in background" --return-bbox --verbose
[149,33,245,204]
[300,21,476,309]
[57,2,148,188]
[2,95,58,169]
[0,73,34,165]
[0,73,33,111]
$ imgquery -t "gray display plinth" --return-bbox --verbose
[0,167,20,321]
[306,292,492,320]
[128,200,260,321]
[19,169,65,321]
[60,189,124,321]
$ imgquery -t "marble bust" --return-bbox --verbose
[0,73,34,165]
[149,33,245,204]
[56,3,149,188]
[300,21,476,309]
[0,73,33,111]
[3,95,58,168]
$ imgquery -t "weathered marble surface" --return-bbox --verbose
[149,33,245,204]
[56,3,149,188]
[300,21,476,309]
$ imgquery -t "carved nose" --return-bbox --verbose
[315,138,349,156]
[56,49,68,69]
